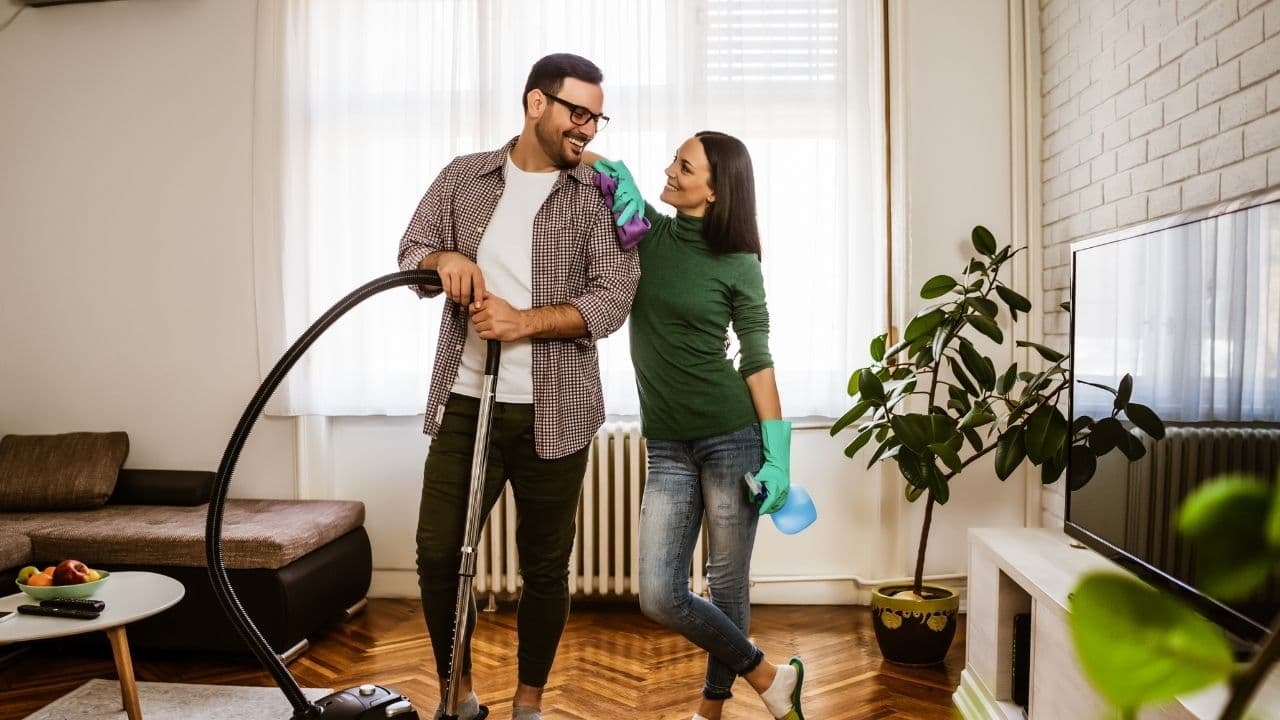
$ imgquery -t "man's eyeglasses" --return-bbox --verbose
[542,92,610,131]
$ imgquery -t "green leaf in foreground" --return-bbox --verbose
[1069,573,1235,711]
[1269,471,1280,551]
[1178,476,1277,600]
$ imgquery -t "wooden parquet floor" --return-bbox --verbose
[0,601,963,719]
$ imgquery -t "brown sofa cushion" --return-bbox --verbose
[0,432,129,511]
[0,531,33,572]
[2,499,365,570]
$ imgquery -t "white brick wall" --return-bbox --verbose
[1038,0,1280,526]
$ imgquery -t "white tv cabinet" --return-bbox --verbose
[954,527,1279,720]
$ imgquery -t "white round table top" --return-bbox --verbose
[0,571,185,644]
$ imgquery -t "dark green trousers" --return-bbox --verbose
[415,393,589,688]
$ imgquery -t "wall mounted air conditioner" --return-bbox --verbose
[23,1,115,6]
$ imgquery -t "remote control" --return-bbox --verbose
[41,598,106,612]
[16,604,100,620]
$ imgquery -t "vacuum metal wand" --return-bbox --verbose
[442,339,500,720]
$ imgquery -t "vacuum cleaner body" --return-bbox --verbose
[310,684,419,719]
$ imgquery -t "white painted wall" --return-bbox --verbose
[890,0,1032,584]
[0,0,296,498]
[1038,0,1280,527]
[0,0,1032,601]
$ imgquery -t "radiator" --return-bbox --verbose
[1126,425,1280,579]
[472,422,709,600]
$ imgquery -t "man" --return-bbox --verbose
[396,53,640,720]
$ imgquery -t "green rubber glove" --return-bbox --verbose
[756,419,792,515]
[592,158,644,226]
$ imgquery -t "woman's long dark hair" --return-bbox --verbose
[695,131,762,258]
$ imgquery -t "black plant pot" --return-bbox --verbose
[870,584,960,666]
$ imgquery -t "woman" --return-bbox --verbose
[586,132,806,720]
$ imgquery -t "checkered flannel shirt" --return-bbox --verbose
[398,138,640,459]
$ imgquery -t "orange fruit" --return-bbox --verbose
[43,566,55,575]
[26,573,53,587]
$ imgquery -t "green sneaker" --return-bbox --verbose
[777,656,805,720]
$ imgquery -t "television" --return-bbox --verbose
[1066,188,1280,650]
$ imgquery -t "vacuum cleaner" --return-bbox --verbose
[205,268,498,720]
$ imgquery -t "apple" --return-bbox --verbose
[16,565,39,584]
[52,559,91,586]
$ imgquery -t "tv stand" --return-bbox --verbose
[954,528,1280,719]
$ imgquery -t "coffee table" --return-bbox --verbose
[0,570,185,720]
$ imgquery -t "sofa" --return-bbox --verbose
[0,432,372,658]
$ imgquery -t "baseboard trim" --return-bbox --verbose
[371,569,968,608]
[953,669,990,719]
[954,668,1018,720]
[753,576,968,608]
[749,579,860,605]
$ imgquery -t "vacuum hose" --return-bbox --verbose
[205,269,444,718]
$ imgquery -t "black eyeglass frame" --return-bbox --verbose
[542,92,610,131]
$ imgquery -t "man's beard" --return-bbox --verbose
[535,115,584,170]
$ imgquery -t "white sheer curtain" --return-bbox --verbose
[253,0,886,418]
[1073,201,1280,422]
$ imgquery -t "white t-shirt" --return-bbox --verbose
[451,157,558,402]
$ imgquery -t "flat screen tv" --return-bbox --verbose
[1066,188,1280,649]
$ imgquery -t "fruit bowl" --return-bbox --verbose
[16,571,111,600]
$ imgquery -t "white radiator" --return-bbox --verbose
[472,422,709,600]
[1127,425,1280,578]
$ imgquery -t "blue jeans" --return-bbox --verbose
[638,424,765,700]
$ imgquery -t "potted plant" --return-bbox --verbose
[831,225,1165,666]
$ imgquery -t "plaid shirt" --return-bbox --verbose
[398,138,640,459]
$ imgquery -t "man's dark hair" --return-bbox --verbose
[696,131,762,258]
[522,53,604,112]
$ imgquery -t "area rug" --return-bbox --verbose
[24,678,332,720]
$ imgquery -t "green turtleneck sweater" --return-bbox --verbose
[629,204,774,440]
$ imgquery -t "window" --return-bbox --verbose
[253,0,886,418]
